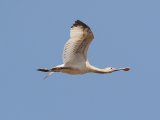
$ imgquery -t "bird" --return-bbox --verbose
[38,20,130,79]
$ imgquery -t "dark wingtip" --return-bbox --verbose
[71,20,90,29]
[37,68,50,72]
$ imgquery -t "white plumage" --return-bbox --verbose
[63,20,93,69]
[38,20,130,78]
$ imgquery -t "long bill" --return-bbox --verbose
[114,67,130,72]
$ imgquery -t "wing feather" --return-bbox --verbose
[63,20,94,68]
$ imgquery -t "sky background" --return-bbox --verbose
[0,0,160,120]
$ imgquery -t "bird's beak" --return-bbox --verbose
[113,67,130,72]
[118,67,130,71]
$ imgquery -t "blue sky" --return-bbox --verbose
[1,0,160,120]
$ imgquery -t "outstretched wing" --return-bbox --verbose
[63,20,94,68]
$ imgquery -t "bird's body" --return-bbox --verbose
[38,20,130,78]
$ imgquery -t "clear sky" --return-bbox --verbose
[1,0,160,120]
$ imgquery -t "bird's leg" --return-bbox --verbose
[37,68,50,72]
[37,67,71,80]
[38,67,71,72]
[50,67,71,72]
[43,72,54,80]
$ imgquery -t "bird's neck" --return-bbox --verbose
[87,63,111,74]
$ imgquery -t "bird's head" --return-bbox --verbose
[104,67,117,73]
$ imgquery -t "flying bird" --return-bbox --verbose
[38,20,130,79]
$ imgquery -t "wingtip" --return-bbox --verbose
[71,20,90,29]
